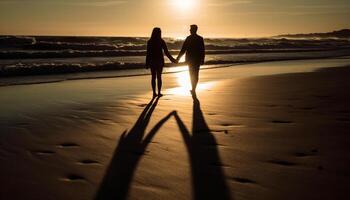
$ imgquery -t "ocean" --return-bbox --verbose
[1,35,350,86]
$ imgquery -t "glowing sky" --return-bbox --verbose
[0,0,349,37]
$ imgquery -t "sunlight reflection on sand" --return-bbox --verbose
[166,70,216,96]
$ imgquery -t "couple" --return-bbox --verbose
[145,24,205,97]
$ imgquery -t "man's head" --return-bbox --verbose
[190,24,198,35]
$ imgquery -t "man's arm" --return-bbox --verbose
[176,38,188,62]
[200,37,205,65]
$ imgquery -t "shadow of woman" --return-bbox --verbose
[95,97,175,200]
[173,95,232,200]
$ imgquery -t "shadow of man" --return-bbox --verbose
[95,97,174,200]
[174,95,232,200]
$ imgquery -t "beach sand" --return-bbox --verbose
[1,58,350,200]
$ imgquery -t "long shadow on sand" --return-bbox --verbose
[173,94,232,200]
[95,97,174,200]
[95,95,231,200]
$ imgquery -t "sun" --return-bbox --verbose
[172,0,196,10]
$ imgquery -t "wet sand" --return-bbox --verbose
[1,58,350,200]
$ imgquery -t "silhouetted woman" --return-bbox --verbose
[146,28,176,97]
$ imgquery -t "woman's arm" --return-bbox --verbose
[162,40,176,63]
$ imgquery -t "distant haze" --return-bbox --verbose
[0,0,349,37]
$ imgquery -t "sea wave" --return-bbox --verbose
[1,35,350,78]
[1,35,350,60]
[1,48,345,60]
[1,49,350,77]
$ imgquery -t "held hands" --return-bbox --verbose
[169,57,177,64]
[169,56,179,64]
[174,55,183,64]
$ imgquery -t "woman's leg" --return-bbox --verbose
[151,68,157,96]
[157,67,163,96]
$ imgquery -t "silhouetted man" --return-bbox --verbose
[176,25,205,94]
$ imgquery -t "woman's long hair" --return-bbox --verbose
[150,27,161,42]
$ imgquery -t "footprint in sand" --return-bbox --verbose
[294,152,309,157]
[311,149,319,153]
[211,129,229,134]
[31,150,55,156]
[264,104,278,108]
[294,149,319,157]
[300,106,315,110]
[62,174,87,182]
[221,123,244,128]
[271,120,293,124]
[11,122,30,127]
[287,97,300,101]
[57,142,80,148]
[78,159,100,165]
[268,159,297,166]
[230,177,257,184]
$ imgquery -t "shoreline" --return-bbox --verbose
[1,55,350,87]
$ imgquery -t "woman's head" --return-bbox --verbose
[150,27,161,40]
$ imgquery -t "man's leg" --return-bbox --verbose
[189,64,200,92]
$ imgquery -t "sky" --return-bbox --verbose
[0,0,349,38]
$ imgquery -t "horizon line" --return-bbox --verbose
[0,28,349,39]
